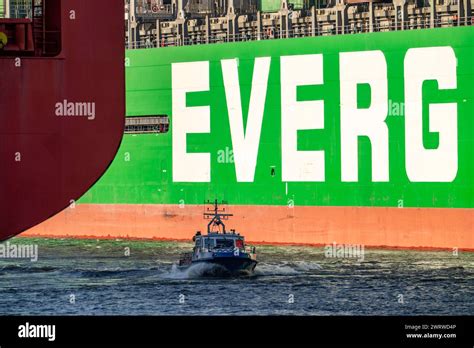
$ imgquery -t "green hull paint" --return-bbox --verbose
[82,27,474,208]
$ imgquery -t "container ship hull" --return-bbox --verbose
[0,0,124,241]
[24,26,474,250]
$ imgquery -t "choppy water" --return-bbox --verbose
[0,238,473,315]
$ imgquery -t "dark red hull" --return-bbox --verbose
[0,0,125,241]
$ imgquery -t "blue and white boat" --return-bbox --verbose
[178,201,258,275]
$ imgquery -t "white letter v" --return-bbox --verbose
[221,57,270,182]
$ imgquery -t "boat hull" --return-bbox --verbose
[193,258,258,275]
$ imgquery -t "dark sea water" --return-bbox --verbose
[0,238,472,315]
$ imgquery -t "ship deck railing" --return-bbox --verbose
[125,17,472,50]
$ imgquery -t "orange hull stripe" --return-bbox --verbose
[21,204,474,250]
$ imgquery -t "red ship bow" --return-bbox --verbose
[0,0,125,241]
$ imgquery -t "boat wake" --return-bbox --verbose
[161,261,321,280]
[162,263,233,279]
[254,261,322,276]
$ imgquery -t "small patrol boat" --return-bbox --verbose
[178,200,258,276]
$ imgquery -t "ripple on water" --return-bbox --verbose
[0,238,472,315]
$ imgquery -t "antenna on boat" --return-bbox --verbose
[204,199,233,234]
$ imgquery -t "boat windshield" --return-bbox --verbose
[215,239,234,249]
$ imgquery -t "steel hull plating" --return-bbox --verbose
[23,26,474,250]
[0,0,125,241]
[192,258,258,275]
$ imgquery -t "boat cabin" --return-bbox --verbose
[193,231,246,253]
[178,201,258,270]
